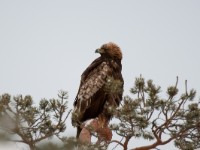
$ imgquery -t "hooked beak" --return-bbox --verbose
[95,49,100,53]
[95,48,104,53]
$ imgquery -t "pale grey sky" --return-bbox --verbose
[0,1,200,150]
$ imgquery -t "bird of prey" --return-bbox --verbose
[72,42,124,142]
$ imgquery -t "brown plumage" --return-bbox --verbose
[72,42,124,139]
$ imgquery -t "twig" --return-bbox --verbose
[110,139,124,149]
[111,137,124,150]
[185,80,188,96]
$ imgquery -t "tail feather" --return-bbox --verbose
[76,126,81,139]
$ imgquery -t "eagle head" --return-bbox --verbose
[95,42,122,60]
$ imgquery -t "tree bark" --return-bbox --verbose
[131,138,174,150]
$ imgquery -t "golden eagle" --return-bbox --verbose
[72,42,124,141]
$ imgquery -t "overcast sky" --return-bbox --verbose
[0,1,200,150]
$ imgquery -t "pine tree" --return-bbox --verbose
[0,77,199,150]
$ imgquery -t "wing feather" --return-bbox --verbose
[73,61,111,121]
